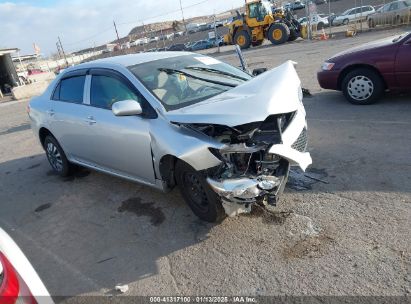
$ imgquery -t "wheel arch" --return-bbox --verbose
[39,127,54,149]
[337,64,386,90]
[159,154,179,189]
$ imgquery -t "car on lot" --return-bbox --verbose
[332,5,375,26]
[0,227,53,303]
[317,32,411,104]
[167,43,189,51]
[284,1,305,11]
[368,0,411,28]
[298,14,329,29]
[28,52,311,222]
[187,40,214,51]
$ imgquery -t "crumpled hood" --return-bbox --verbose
[165,60,301,127]
[331,35,398,59]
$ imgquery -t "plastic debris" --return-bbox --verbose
[115,284,129,293]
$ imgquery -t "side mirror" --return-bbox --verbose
[112,100,142,116]
[252,68,268,76]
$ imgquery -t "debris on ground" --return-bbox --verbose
[287,168,328,191]
[115,284,129,293]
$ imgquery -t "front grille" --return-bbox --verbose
[292,128,308,152]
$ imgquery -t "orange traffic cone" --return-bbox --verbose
[320,28,328,40]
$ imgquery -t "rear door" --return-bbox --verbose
[48,70,93,162]
[83,68,155,183]
[395,35,411,88]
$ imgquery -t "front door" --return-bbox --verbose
[84,69,155,183]
[395,37,411,89]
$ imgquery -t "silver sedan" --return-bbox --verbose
[28,52,311,222]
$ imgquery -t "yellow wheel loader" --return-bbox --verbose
[224,0,301,49]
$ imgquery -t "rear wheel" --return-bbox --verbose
[288,29,299,41]
[175,161,225,222]
[234,30,251,49]
[44,135,72,177]
[342,68,384,105]
[317,22,325,30]
[268,23,290,45]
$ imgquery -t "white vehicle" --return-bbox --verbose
[298,14,329,29]
[0,227,53,303]
[332,5,375,26]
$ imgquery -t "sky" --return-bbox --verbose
[0,0,244,56]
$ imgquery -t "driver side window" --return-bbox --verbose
[90,75,139,109]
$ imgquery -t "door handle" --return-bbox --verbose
[46,110,55,116]
[85,116,96,125]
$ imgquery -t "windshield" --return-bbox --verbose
[128,54,252,111]
[393,32,409,42]
[341,9,351,16]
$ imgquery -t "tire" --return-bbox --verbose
[268,23,290,45]
[317,22,325,30]
[342,68,384,105]
[288,29,299,41]
[368,18,375,28]
[234,30,251,49]
[342,18,349,25]
[175,161,225,222]
[44,135,72,177]
[251,40,263,47]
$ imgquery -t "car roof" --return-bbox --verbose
[90,52,193,67]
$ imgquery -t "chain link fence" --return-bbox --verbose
[300,0,411,39]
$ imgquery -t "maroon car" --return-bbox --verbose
[317,32,411,104]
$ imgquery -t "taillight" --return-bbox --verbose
[0,252,37,304]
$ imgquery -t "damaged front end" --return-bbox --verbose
[184,111,308,216]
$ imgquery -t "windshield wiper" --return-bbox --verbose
[158,68,237,87]
[185,66,250,81]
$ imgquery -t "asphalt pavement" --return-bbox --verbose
[0,28,410,301]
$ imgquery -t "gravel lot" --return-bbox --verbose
[0,27,410,301]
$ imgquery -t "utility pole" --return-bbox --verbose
[113,20,121,46]
[179,0,188,35]
[213,14,220,53]
[57,36,68,66]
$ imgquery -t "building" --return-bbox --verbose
[0,48,19,95]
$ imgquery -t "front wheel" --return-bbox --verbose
[342,18,349,25]
[342,68,384,105]
[44,135,72,177]
[175,161,225,222]
[268,23,290,45]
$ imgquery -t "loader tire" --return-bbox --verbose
[268,23,290,45]
[234,30,251,49]
[288,29,299,41]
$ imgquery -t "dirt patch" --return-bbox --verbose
[34,203,52,213]
[247,204,293,225]
[118,197,165,226]
[283,234,335,259]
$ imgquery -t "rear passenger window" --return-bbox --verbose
[56,76,85,103]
